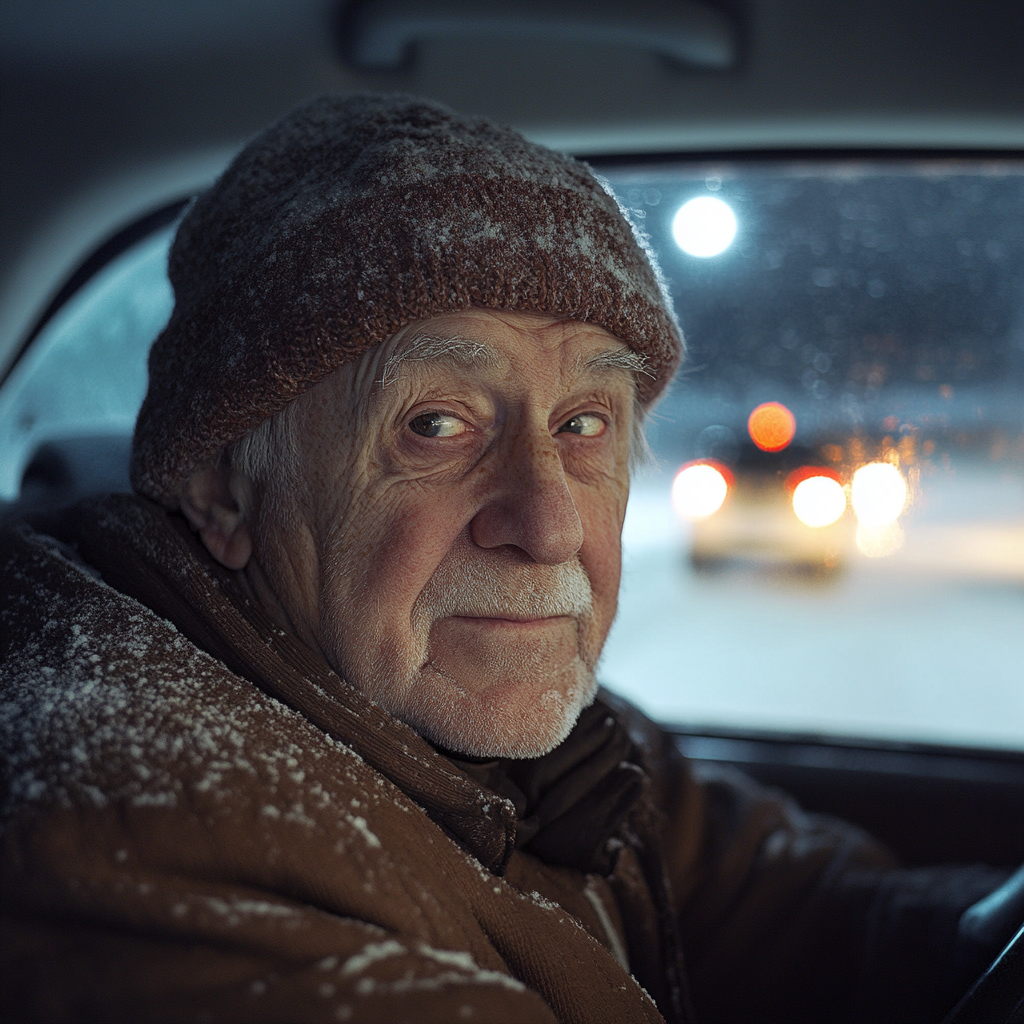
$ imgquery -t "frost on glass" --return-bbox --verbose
[0,227,174,499]
[600,161,1024,750]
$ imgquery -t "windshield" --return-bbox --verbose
[600,158,1024,750]
[1,158,1021,750]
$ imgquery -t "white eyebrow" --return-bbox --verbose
[378,334,652,390]
[582,348,654,381]
[378,333,497,389]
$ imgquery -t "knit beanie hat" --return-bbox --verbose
[131,93,683,506]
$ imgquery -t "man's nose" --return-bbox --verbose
[469,433,584,565]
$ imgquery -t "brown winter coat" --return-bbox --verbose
[0,496,1003,1023]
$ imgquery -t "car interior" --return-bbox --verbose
[2,2,1023,1019]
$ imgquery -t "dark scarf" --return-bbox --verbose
[444,704,645,870]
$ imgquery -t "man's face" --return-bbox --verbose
[248,309,637,757]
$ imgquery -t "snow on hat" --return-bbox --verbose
[131,93,683,506]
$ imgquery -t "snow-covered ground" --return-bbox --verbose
[600,460,1024,750]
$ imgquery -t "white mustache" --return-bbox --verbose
[414,554,594,622]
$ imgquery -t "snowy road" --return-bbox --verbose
[600,462,1024,750]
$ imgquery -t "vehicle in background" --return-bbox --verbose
[671,404,913,573]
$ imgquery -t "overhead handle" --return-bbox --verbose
[341,0,738,72]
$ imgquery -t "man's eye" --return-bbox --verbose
[559,413,606,437]
[408,412,466,438]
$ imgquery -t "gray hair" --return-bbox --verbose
[228,407,299,488]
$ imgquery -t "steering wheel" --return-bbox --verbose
[941,921,1024,1024]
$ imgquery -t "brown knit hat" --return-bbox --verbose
[131,93,683,506]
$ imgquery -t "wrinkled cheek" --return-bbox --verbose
[317,512,449,677]
[322,589,431,697]
[582,544,623,659]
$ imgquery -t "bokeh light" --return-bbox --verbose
[671,461,732,519]
[748,401,796,452]
[856,521,905,558]
[851,462,908,526]
[792,475,847,528]
[672,197,737,257]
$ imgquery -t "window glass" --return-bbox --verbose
[0,226,174,499]
[0,160,1020,750]
[597,160,1024,750]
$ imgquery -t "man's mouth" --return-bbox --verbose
[447,614,575,627]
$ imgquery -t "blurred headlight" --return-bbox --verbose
[672,461,732,519]
[856,521,905,558]
[851,462,907,526]
[791,474,847,527]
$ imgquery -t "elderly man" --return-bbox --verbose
[1,95,1021,1024]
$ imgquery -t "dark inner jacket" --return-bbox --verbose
[0,495,1007,1023]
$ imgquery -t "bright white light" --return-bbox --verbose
[851,462,907,526]
[856,521,905,558]
[672,197,737,257]
[672,463,729,519]
[792,476,847,528]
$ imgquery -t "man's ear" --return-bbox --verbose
[180,460,253,570]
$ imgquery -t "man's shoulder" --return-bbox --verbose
[0,515,374,826]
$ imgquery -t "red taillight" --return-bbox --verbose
[785,465,842,492]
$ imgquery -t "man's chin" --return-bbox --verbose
[393,667,599,760]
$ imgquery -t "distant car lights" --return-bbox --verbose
[786,467,847,528]
[672,197,737,257]
[851,461,909,557]
[850,462,908,526]
[671,460,733,519]
[747,401,796,452]
[673,405,911,561]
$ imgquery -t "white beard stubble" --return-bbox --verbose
[334,546,601,759]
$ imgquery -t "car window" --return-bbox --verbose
[0,225,175,499]
[597,158,1024,751]
[1,158,1021,750]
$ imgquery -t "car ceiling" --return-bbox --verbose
[2,0,1023,378]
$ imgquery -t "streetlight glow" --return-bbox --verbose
[672,197,737,257]
[748,401,796,452]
